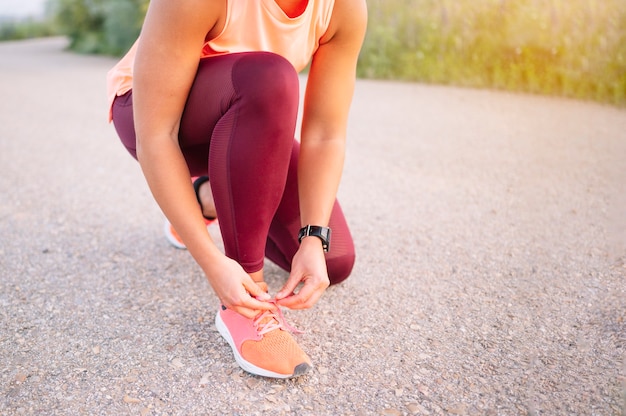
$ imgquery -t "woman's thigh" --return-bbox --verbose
[112,52,296,174]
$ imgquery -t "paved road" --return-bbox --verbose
[1,37,625,415]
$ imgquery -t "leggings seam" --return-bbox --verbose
[225,56,264,273]
[225,58,242,267]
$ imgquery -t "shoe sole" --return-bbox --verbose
[163,221,187,249]
[164,220,218,250]
[215,311,312,379]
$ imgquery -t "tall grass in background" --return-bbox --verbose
[3,0,623,105]
[359,0,626,106]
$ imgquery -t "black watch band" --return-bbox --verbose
[298,225,331,252]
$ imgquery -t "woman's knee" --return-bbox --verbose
[327,251,356,286]
[231,52,300,115]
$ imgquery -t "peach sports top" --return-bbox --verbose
[106,0,335,120]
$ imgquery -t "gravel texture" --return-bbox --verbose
[1,37,625,416]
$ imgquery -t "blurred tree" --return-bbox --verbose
[49,0,147,55]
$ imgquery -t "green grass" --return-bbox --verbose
[359,0,626,106]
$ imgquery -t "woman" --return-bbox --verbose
[107,0,367,378]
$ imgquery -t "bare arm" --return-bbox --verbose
[276,0,368,308]
[133,0,272,317]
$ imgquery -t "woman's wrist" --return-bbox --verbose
[298,233,326,252]
[186,237,227,276]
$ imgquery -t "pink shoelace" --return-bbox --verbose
[253,299,304,336]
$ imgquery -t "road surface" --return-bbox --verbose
[1,37,625,415]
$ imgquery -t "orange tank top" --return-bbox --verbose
[106,0,335,120]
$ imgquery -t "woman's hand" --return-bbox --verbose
[207,256,275,319]
[275,237,330,309]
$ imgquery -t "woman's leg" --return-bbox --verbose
[201,52,300,273]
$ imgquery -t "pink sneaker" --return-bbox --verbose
[215,284,312,378]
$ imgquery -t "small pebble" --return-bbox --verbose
[15,373,28,384]
[123,395,141,404]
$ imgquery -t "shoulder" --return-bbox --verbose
[320,0,367,45]
[142,0,226,41]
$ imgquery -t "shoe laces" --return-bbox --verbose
[253,299,304,336]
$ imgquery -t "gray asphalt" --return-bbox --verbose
[1,37,625,416]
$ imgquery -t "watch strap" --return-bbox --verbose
[298,225,331,252]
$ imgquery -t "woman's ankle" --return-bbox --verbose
[249,270,265,284]
[197,180,218,219]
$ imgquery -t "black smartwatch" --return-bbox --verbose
[298,225,331,252]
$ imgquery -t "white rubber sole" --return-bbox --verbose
[163,220,187,249]
[164,220,221,250]
[215,310,311,379]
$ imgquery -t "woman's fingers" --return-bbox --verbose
[244,280,271,301]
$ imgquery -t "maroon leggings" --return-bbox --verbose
[112,52,355,284]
